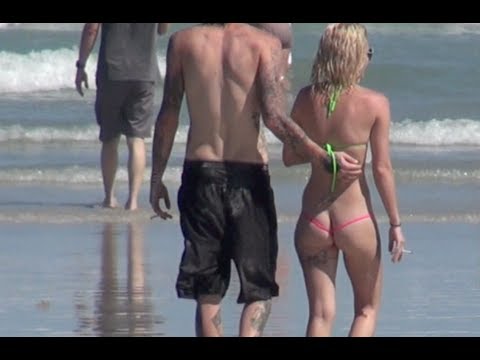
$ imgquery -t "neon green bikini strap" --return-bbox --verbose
[327,88,342,118]
[324,143,337,193]
[324,88,342,191]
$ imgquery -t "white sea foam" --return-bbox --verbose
[2,118,480,147]
[0,48,166,94]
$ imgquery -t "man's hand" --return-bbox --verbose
[75,68,89,97]
[150,178,172,220]
[335,151,363,182]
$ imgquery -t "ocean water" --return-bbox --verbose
[0,23,480,336]
[1,23,479,216]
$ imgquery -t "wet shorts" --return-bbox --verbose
[95,78,155,142]
[176,160,279,304]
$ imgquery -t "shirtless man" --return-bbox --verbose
[149,23,361,337]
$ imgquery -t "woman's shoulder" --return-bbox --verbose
[356,86,390,107]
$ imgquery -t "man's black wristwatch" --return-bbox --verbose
[76,60,85,69]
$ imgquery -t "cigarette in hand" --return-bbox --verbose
[391,249,413,254]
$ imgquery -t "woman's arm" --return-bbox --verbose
[370,94,406,262]
[370,95,400,224]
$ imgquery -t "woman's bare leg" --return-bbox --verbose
[337,220,382,337]
[295,216,339,337]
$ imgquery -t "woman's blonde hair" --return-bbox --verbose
[311,23,370,106]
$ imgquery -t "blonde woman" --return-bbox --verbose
[283,23,407,337]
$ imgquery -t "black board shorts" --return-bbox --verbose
[176,160,279,304]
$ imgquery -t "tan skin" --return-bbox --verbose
[283,67,407,335]
[149,23,362,337]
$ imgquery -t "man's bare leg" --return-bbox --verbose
[195,295,223,337]
[125,137,146,211]
[101,136,120,208]
[239,300,272,337]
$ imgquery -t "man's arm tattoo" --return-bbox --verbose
[162,76,184,109]
[259,50,314,160]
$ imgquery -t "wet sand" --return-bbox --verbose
[1,211,479,336]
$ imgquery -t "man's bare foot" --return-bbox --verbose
[124,199,138,211]
[102,198,119,209]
